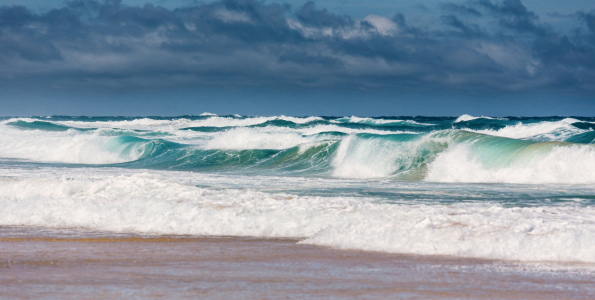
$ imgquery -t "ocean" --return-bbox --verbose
[1,114,595,264]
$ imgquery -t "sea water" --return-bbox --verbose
[1,114,595,263]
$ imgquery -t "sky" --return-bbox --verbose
[0,0,594,116]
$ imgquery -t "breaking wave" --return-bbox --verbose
[2,114,595,263]
[1,115,595,184]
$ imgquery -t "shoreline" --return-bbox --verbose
[1,226,594,299]
[3,225,595,266]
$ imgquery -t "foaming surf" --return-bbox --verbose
[1,114,595,264]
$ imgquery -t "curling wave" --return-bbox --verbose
[1,116,595,184]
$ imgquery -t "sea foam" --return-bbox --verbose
[1,172,595,263]
[0,125,139,164]
[454,114,501,123]
[426,143,595,184]
[469,118,585,141]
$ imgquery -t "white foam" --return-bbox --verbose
[204,127,313,150]
[17,117,189,130]
[43,116,323,130]
[332,116,434,126]
[331,133,445,179]
[1,172,595,263]
[200,124,414,151]
[200,125,419,151]
[470,118,584,140]
[297,124,417,136]
[455,114,500,123]
[302,204,595,263]
[0,125,141,164]
[278,116,325,124]
[426,143,595,184]
[332,135,403,178]
[200,125,414,151]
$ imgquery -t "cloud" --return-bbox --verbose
[440,14,483,37]
[363,15,398,36]
[0,0,593,95]
[440,2,482,17]
[579,10,595,36]
[475,0,546,35]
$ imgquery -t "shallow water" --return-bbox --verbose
[1,226,594,299]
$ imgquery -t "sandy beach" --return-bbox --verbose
[1,226,594,299]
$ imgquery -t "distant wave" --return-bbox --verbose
[466,118,584,141]
[455,114,504,123]
[331,116,435,126]
[2,116,595,184]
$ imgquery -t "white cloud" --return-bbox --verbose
[286,19,370,39]
[363,15,398,36]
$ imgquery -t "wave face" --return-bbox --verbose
[2,115,595,183]
[1,114,595,263]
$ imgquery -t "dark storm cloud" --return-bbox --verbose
[297,1,352,28]
[475,0,547,35]
[0,0,594,93]
[440,14,484,37]
[440,2,482,17]
[579,10,595,36]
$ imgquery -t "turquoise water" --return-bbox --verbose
[3,115,595,178]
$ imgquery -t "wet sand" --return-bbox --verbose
[1,227,594,299]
